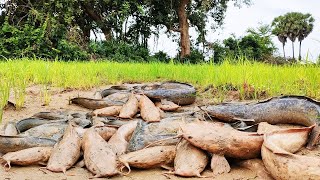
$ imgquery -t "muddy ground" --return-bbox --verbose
[1,85,261,179]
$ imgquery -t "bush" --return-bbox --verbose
[88,41,150,62]
[152,51,170,63]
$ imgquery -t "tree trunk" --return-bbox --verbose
[298,40,302,61]
[177,0,191,59]
[81,2,112,41]
[282,43,286,58]
[292,41,295,60]
[101,27,112,41]
[82,28,91,44]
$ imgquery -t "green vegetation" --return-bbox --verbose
[210,24,277,63]
[0,0,251,60]
[0,59,319,110]
[272,12,315,60]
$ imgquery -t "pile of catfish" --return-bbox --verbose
[1,81,320,180]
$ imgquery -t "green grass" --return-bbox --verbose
[0,58,320,118]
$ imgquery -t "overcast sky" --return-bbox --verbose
[148,0,320,61]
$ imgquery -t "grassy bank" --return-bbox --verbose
[0,58,320,114]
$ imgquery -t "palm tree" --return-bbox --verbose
[277,33,287,58]
[297,14,314,60]
[272,12,314,61]
[272,16,288,58]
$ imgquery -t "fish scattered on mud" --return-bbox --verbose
[139,95,161,122]
[181,121,263,159]
[170,139,208,177]
[0,147,53,170]
[92,106,122,117]
[108,120,138,155]
[119,146,176,173]
[21,123,68,141]
[32,111,68,120]
[70,97,126,110]
[261,126,318,180]
[15,118,67,133]
[0,135,56,154]
[119,94,139,119]
[141,82,196,106]
[94,126,118,141]
[98,85,131,98]
[155,99,181,112]
[82,128,119,178]
[103,92,130,104]
[127,117,198,152]
[203,96,320,148]
[46,124,82,173]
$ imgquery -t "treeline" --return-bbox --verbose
[0,1,315,63]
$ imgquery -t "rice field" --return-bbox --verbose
[0,58,320,120]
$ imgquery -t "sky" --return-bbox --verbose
[148,0,320,61]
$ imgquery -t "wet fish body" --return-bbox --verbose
[108,120,138,155]
[142,82,196,106]
[127,117,198,152]
[32,112,68,120]
[70,97,126,110]
[16,118,67,133]
[139,95,161,122]
[1,147,53,169]
[20,123,68,141]
[181,121,263,159]
[205,96,320,126]
[204,96,320,147]
[172,139,208,177]
[0,135,56,154]
[119,146,176,171]
[82,128,119,178]
[261,127,318,180]
[46,124,82,173]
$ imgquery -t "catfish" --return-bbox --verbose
[139,95,161,122]
[169,139,208,177]
[181,121,263,159]
[119,146,176,173]
[82,128,119,178]
[119,94,139,119]
[46,123,82,173]
[0,135,56,154]
[261,126,318,180]
[155,99,180,112]
[204,96,320,148]
[108,120,138,155]
[92,106,122,117]
[1,147,52,170]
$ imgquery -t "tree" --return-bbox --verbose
[271,12,314,60]
[272,16,288,58]
[146,0,251,60]
[297,14,314,60]
[209,24,276,62]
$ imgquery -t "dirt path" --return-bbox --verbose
[1,85,257,180]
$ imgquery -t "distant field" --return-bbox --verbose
[0,59,320,112]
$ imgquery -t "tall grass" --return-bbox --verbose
[0,58,320,121]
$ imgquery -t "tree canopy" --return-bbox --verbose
[0,0,252,60]
[272,12,314,60]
